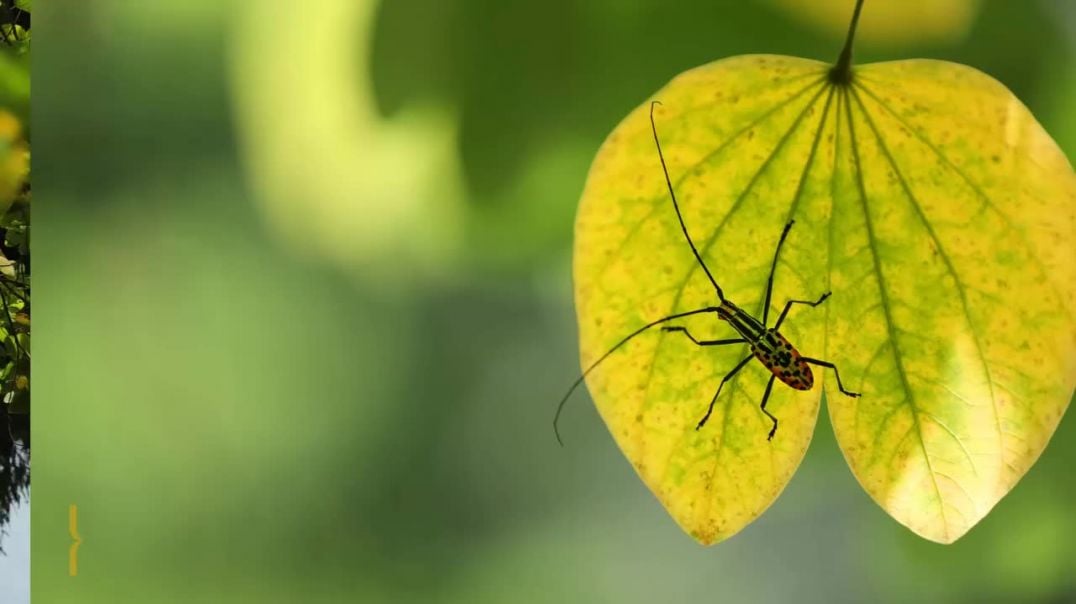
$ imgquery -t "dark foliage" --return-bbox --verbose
[0,0,27,547]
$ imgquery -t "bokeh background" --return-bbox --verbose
[34,0,1075,601]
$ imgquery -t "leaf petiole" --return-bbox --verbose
[829,0,866,85]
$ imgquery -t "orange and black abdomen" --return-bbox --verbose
[752,329,813,390]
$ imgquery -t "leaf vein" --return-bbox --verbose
[852,80,1073,327]
[843,86,952,541]
[850,85,1001,483]
[596,76,828,286]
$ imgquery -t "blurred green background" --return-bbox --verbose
[35,0,1075,601]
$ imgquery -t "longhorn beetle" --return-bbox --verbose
[554,101,860,445]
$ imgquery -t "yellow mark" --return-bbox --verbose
[68,504,81,577]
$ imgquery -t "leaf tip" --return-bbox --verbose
[689,528,721,547]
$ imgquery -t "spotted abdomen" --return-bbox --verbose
[752,329,813,390]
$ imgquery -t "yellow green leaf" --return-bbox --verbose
[573,54,1075,545]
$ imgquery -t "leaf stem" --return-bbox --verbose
[829,0,865,85]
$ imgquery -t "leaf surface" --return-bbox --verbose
[573,54,1076,544]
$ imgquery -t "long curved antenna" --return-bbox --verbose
[554,305,719,445]
[650,101,725,301]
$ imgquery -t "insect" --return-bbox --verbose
[554,100,860,445]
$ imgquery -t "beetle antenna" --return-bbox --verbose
[650,101,725,302]
[554,306,719,446]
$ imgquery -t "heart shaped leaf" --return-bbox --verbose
[572,52,1075,544]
